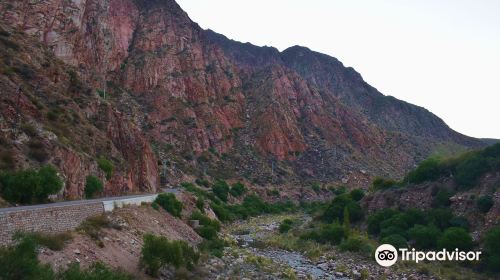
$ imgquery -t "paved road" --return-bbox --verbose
[0,188,178,214]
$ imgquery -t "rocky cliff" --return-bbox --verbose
[0,0,485,198]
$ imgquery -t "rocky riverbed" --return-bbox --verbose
[196,214,438,280]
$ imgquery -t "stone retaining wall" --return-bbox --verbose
[0,202,104,245]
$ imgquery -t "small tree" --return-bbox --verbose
[85,175,103,199]
[0,165,62,204]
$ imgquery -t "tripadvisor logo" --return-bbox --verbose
[375,244,482,267]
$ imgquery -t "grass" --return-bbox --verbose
[16,232,73,251]
[77,215,118,243]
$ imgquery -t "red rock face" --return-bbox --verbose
[0,0,485,195]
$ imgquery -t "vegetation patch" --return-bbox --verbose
[154,193,183,217]
[140,234,199,276]
[0,165,63,204]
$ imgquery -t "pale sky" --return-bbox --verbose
[177,0,500,139]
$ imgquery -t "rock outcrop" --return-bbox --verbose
[0,0,486,198]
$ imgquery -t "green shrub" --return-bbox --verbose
[406,157,444,184]
[279,219,294,233]
[432,189,453,208]
[322,194,363,223]
[349,189,365,201]
[449,216,470,231]
[57,262,132,280]
[97,157,114,180]
[212,180,229,202]
[483,226,500,272]
[339,235,373,254]
[18,232,73,251]
[229,182,246,197]
[140,234,199,276]
[408,225,441,249]
[0,165,63,204]
[334,185,347,195]
[190,211,221,240]
[195,178,210,188]
[77,215,112,240]
[372,177,397,190]
[0,235,54,280]
[381,234,407,249]
[476,195,494,213]
[427,208,453,230]
[195,197,204,211]
[454,155,490,189]
[210,202,233,222]
[437,227,473,251]
[85,175,103,199]
[367,209,398,234]
[311,183,321,193]
[301,223,345,245]
[154,193,183,217]
[199,238,226,258]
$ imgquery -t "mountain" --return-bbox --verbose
[0,0,484,199]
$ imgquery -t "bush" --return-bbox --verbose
[195,178,210,188]
[97,157,114,180]
[406,157,444,184]
[18,232,73,251]
[322,194,363,223]
[372,177,397,190]
[279,219,294,233]
[483,226,500,272]
[140,234,199,276]
[454,155,490,189]
[367,209,398,234]
[0,165,63,204]
[85,175,103,199]
[301,223,345,245]
[408,225,441,249]
[449,216,470,231]
[349,189,365,201]
[77,215,113,240]
[199,238,226,258]
[476,195,494,213]
[432,189,453,208]
[311,183,321,193]
[210,202,233,222]
[380,234,407,249]
[229,182,246,197]
[437,227,473,251]
[212,180,229,202]
[154,193,183,217]
[0,235,54,280]
[58,262,132,280]
[190,211,221,240]
[195,197,204,211]
[427,208,453,230]
[339,235,373,254]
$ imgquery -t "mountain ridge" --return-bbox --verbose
[0,0,485,199]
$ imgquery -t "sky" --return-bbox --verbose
[177,0,500,139]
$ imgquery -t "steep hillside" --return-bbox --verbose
[363,143,500,237]
[0,0,485,199]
